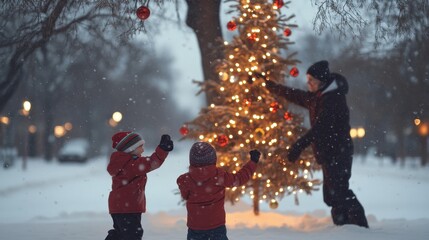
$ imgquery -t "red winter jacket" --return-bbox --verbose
[177,161,257,230]
[107,146,168,213]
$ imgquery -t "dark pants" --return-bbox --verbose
[187,225,229,240]
[105,213,144,240]
[322,156,369,228]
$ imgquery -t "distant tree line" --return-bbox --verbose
[2,33,187,161]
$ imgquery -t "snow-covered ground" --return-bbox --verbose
[1,141,428,240]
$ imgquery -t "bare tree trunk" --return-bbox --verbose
[43,96,54,161]
[185,0,224,105]
[397,130,406,166]
[0,49,27,112]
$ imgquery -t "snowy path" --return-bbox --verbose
[1,144,428,239]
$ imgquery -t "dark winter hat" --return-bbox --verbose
[306,60,331,83]
[189,142,217,167]
[112,131,145,153]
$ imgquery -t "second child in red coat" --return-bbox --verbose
[105,131,174,240]
[177,142,260,240]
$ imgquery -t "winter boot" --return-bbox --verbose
[105,229,118,240]
[347,202,369,228]
[331,206,348,226]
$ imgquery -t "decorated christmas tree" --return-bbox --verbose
[181,0,321,215]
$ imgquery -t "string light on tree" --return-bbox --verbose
[181,0,320,215]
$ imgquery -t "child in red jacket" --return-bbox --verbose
[177,142,260,240]
[105,131,173,240]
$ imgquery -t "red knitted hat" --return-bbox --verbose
[189,142,217,167]
[112,131,145,153]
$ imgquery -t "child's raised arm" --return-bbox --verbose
[221,150,260,187]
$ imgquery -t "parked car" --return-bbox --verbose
[58,138,90,163]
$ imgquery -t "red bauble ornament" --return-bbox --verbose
[289,67,299,77]
[136,6,150,20]
[284,112,293,121]
[274,0,284,9]
[179,125,189,136]
[270,102,280,113]
[248,33,257,42]
[283,28,292,37]
[217,135,229,147]
[227,21,237,31]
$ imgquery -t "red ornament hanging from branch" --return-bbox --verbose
[227,21,237,31]
[284,112,293,121]
[273,0,284,9]
[248,33,257,43]
[270,102,280,113]
[136,6,150,20]
[217,135,229,147]
[179,125,189,136]
[283,28,292,37]
[289,67,299,77]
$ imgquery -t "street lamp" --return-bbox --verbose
[0,116,10,125]
[418,122,429,136]
[414,118,429,166]
[112,111,123,122]
[28,125,37,134]
[0,116,10,148]
[20,100,32,170]
[23,100,31,111]
[109,111,123,127]
[54,125,66,138]
[64,122,73,131]
[0,116,14,168]
[350,127,366,156]
[350,127,365,139]
[21,100,31,116]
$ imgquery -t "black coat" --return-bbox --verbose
[267,73,353,164]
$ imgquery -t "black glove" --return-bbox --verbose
[159,134,174,152]
[287,141,304,163]
[249,149,261,163]
[265,78,277,90]
[253,72,265,80]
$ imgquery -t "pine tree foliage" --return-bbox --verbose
[182,0,321,214]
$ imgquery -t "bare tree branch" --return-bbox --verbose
[311,0,429,45]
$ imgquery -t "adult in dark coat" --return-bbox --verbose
[264,60,369,228]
